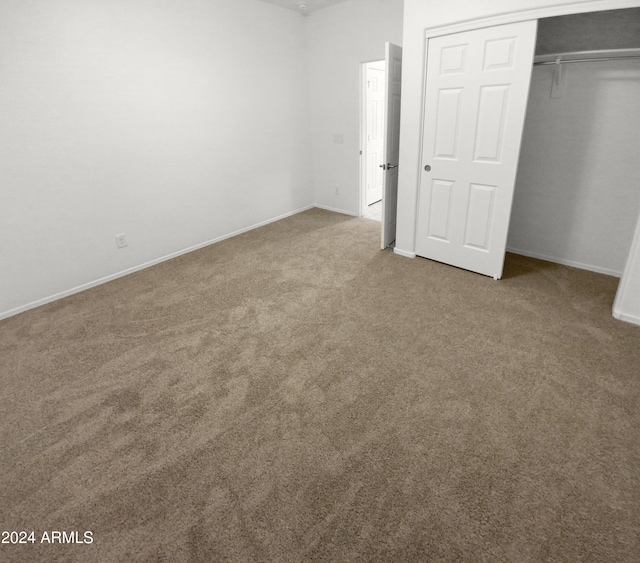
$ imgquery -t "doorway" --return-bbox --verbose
[360,59,386,220]
[508,9,640,279]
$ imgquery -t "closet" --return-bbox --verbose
[507,8,640,277]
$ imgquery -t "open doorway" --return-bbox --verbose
[508,8,640,280]
[360,59,385,221]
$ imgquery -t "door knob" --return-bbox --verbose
[424,165,431,172]
[387,163,397,169]
[379,164,387,170]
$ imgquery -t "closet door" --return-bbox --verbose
[415,20,537,279]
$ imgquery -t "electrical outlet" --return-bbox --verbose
[115,234,128,248]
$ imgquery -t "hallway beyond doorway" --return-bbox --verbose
[364,200,382,221]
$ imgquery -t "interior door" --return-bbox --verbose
[381,43,402,249]
[366,64,385,206]
[415,21,537,278]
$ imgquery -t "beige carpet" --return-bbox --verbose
[1,208,639,562]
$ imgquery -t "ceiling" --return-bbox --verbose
[256,0,350,15]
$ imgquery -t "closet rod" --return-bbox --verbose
[534,55,640,65]
[533,49,640,66]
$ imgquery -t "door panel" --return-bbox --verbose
[440,45,468,74]
[483,37,517,70]
[381,43,402,249]
[474,85,509,162]
[464,183,495,250]
[428,180,454,242]
[435,89,463,159]
[415,20,537,278]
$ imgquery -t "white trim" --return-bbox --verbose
[314,204,358,216]
[612,308,640,326]
[506,247,622,277]
[394,248,416,258]
[423,1,640,39]
[0,204,315,321]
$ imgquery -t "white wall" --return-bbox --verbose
[395,0,640,324]
[507,60,640,276]
[305,0,404,215]
[0,0,312,319]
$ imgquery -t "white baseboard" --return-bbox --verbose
[394,248,416,259]
[612,307,640,327]
[313,204,358,217]
[506,247,622,278]
[0,204,316,321]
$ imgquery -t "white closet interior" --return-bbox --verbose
[506,8,640,278]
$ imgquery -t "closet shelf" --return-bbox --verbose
[533,48,640,65]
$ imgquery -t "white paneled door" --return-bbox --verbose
[415,21,537,278]
[381,43,402,249]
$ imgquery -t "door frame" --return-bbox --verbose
[359,59,386,218]
[404,0,640,260]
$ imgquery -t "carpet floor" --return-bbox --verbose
[1,208,639,562]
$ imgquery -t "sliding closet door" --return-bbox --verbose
[415,20,537,279]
